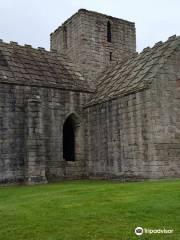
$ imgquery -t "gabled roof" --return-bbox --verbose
[86,35,180,107]
[0,41,93,92]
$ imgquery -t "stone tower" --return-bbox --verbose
[50,9,136,83]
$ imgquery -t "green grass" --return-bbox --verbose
[0,180,180,240]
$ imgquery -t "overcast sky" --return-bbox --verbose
[0,0,179,52]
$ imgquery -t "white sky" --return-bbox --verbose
[0,0,179,52]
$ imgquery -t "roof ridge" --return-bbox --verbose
[86,34,180,107]
[0,39,69,59]
[0,39,83,71]
[124,35,180,86]
[0,40,93,92]
[0,39,46,51]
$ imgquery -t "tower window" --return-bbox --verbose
[107,21,112,43]
[110,52,112,61]
[63,26,67,49]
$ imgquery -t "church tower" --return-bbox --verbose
[50,9,136,83]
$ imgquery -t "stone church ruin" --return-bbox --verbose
[0,9,180,184]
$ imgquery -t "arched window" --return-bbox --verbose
[63,115,75,161]
[63,113,80,161]
[107,21,112,43]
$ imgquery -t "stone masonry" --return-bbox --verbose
[0,9,180,184]
[51,9,136,83]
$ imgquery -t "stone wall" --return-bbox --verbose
[85,90,153,180]
[148,48,180,178]
[85,48,180,180]
[51,9,136,83]
[0,83,90,184]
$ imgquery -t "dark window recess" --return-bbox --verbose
[63,116,75,161]
[63,26,68,49]
[110,52,112,61]
[107,21,112,43]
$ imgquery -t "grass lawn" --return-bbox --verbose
[0,180,180,240]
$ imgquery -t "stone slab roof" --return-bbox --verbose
[0,41,93,92]
[86,35,180,107]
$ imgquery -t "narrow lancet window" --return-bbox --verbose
[63,26,67,49]
[110,52,112,61]
[107,21,112,43]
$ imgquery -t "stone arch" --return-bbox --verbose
[63,113,81,162]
